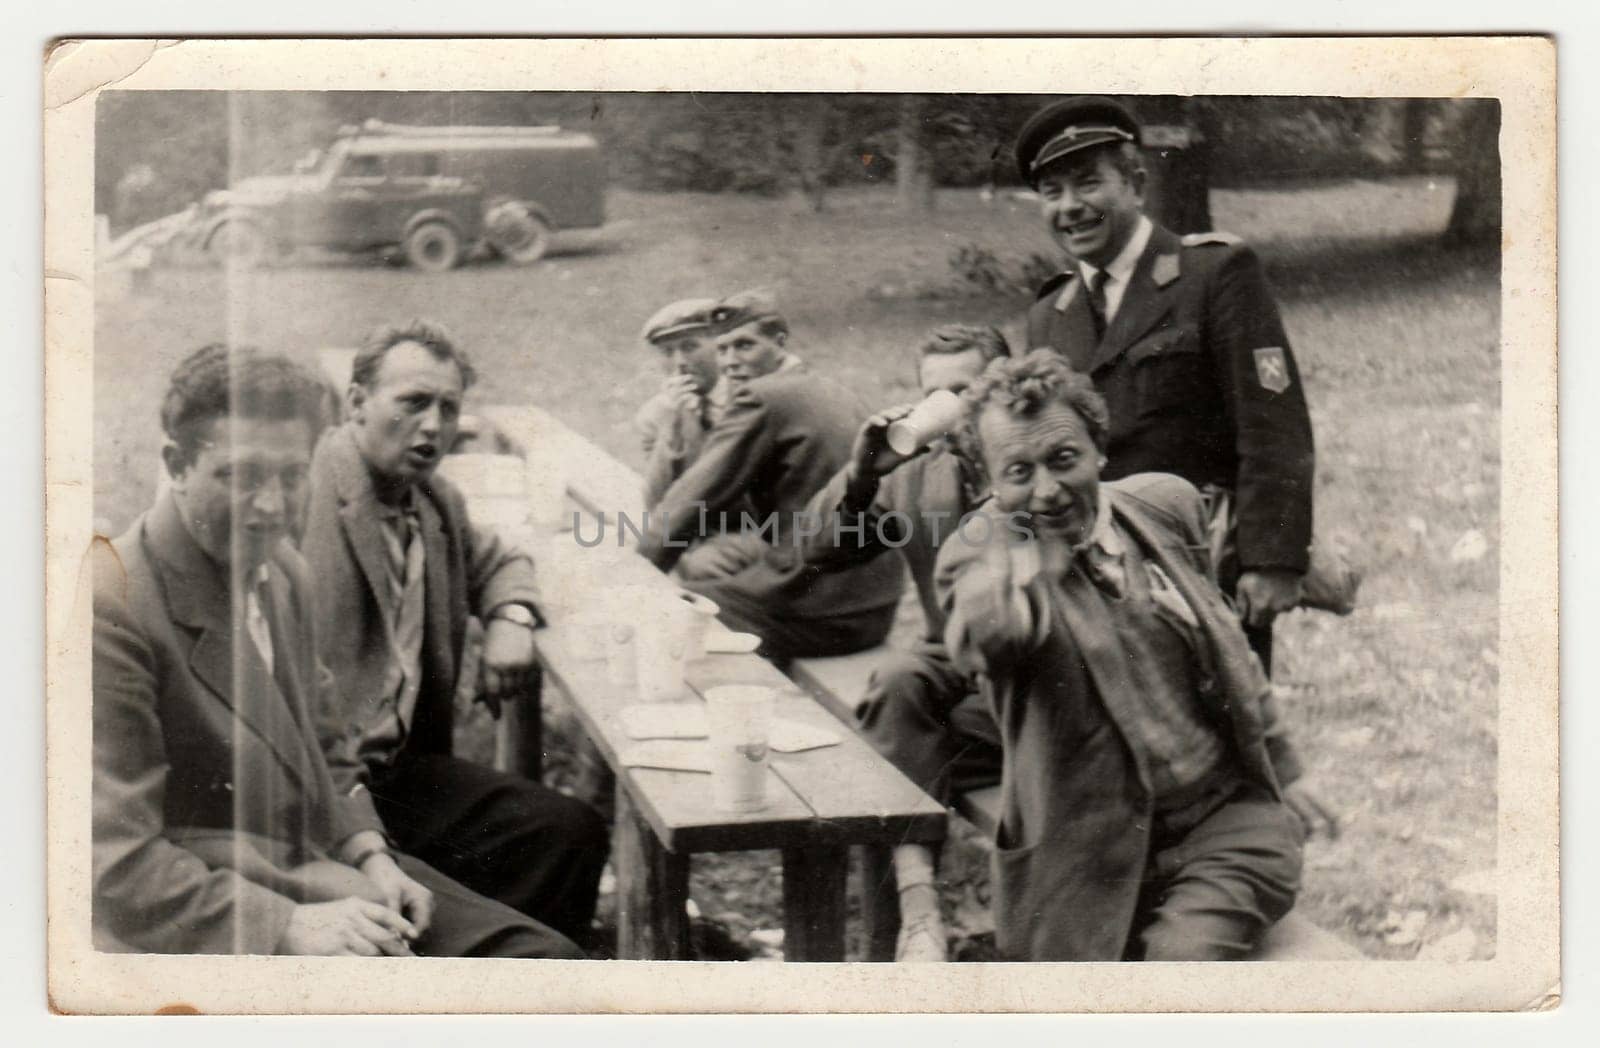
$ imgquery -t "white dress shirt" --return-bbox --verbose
[1078,214,1154,325]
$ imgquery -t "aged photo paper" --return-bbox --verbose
[44,36,1557,1014]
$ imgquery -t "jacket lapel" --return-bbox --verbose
[1107,488,1280,787]
[326,426,398,636]
[1047,273,1100,373]
[144,495,311,788]
[1088,226,1184,375]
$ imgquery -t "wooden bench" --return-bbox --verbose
[790,646,1362,962]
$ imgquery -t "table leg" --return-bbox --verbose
[859,844,900,962]
[782,846,849,961]
[613,784,691,960]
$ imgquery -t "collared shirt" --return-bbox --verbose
[1077,214,1154,326]
[1070,493,1127,596]
[242,563,275,677]
[354,489,426,772]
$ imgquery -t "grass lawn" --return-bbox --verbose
[92,175,1499,961]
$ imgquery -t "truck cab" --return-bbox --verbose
[203,119,605,271]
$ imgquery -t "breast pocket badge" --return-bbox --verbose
[1253,346,1291,394]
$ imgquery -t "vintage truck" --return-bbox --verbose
[198,119,605,271]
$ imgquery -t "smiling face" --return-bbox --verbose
[654,332,720,395]
[166,415,314,574]
[977,399,1101,546]
[1036,146,1146,270]
[715,321,787,388]
[348,339,465,490]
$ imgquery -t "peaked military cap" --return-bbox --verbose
[708,288,785,332]
[639,298,719,343]
[1014,96,1141,185]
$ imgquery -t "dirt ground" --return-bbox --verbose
[92,176,1499,961]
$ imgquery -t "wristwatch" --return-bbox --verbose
[490,603,539,630]
[349,840,390,869]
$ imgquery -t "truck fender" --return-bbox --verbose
[201,208,269,247]
[517,201,556,231]
[402,208,468,240]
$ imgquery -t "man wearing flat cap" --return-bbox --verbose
[634,298,735,507]
[1017,96,1316,671]
[637,289,904,660]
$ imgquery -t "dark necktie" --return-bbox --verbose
[1085,268,1109,341]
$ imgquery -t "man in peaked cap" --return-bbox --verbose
[1017,96,1316,672]
[637,289,904,661]
[634,297,728,507]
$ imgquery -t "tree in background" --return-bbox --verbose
[1442,100,1501,246]
[95,91,1498,246]
[894,96,935,212]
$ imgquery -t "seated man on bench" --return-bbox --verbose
[92,345,581,957]
[936,351,1334,961]
[801,324,1009,960]
[637,289,903,661]
[302,320,609,948]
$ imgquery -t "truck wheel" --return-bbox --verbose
[207,221,269,268]
[485,202,552,265]
[404,221,462,272]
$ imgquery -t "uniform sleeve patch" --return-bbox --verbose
[1253,347,1291,393]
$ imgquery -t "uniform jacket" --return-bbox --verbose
[936,473,1304,960]
[301,424,541,794]
[91,492,385,954]
[1027,224,1315,574]
[637,364,904,623]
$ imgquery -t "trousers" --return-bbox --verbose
[678,537,896,660]
[854,642,1003,804]
[369,753,610,945]
[396,852,585,958]
[1128,780,1304,961]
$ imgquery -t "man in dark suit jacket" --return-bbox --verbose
[637,290,903,660]
[1016,97,1316,670]
[93,344,579,957]
[936,351,1332,961]
[301,320,607,946]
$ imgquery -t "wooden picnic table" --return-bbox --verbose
[482,405,948,961]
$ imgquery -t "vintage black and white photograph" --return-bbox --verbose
[43,37,1557,1014]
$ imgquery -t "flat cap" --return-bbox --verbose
[639,298,719,343]
[708,288,785,332]
[1014,96,1140,185]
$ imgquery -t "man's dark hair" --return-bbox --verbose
[917,324,1009,364]
[351,318,478,391]
[965,349,1111,452]
[160,344,332,466]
